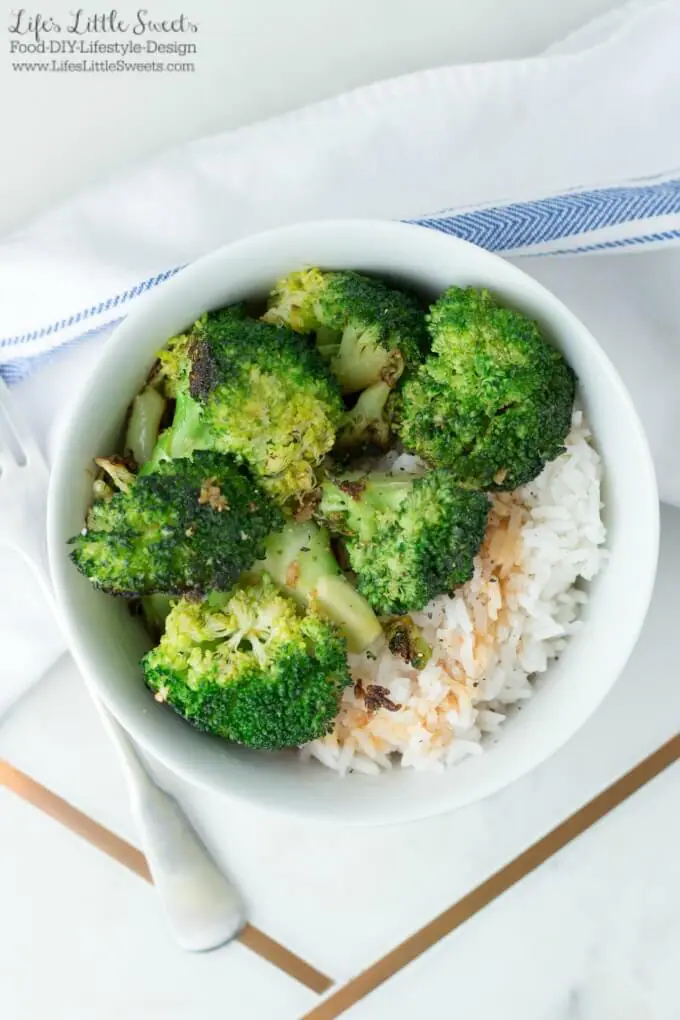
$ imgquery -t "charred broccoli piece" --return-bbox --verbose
[142,575,350,750]
[318,469,489,615]
[383,616,432,669]
[263,269,428,394]
[393,287,576,490]
[250,520,383,653]
[146,309,344,505]
[93,455,136,493]
[69,451,283,596]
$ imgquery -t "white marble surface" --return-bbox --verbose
[1,505,678,1018]
[0,790,317,1020]
[346,763,679,1020]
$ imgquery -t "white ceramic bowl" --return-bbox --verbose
[47,220,659,825]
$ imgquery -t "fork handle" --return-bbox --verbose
[13,506,247,951]
[95,702,246,951]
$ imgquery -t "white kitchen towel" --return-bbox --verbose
[2,0,680,716]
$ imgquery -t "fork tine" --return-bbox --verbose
[0,376,48,470]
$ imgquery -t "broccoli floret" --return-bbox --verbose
[264,269,428,394]
[142,575,350,750]
[250,520,383,653]
[69,451,283,596]
[318,469,489,615]
[393,287,576,490]
[335,380,392,455]
[145,309,344,505]
[383,616,432,669]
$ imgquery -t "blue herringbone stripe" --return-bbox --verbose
[413,179,680,251]
[3,176,680,382]
[530,227,680,256]
[0,317,124,384]
[0,265,185,351]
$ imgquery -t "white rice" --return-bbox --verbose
[303,409,607,775]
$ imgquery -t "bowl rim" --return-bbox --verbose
[46,218,661,825]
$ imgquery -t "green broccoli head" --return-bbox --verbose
[264,269,428,394]
[147,309,344,506]
[69,451,283,596]
[393,287,576,490]
[142,575,350,750]
[318,468,489,615]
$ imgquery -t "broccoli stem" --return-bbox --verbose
[141,390,207,474]
[355,476,417,512]
[167,390,208,455]
[141,594,174,641]
[336,380,392,453]
[125,386,167,467]
[315,326,342,360]
[331,324,397,394]
[253,521,382,653]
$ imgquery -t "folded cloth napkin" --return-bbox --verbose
[2,0,680,716]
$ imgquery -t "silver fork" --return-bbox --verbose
[0,376,245,952]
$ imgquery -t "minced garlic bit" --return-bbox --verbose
[285,560,300,587]
[363,684,401,713]
[198,477,229,512]
[154,685,170,704]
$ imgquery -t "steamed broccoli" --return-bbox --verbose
[318,469,489,615]
[69,451,282,596]
[263,269,428,394]
[145,309,344,505]
[142,575,350,750]
[393,287,576,490]
[251,520,383,653]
